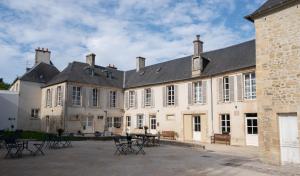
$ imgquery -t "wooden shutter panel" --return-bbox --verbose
[188,83,192,105]
[174,85,178,106]
[162,87,166,107]
[125,91,129,109]
[202,80,207,104]
[67,85,73,106]
[151,88,155,108]
[81,87,86,107]
[107,90,110,109]
[61,86,65,106]
[50,88,53,107]
[134,91,138,109]
[97,88,101,108]
[89,88,93,107]
[218,78,223,103]
[229,76,235,102]
[118,91,122,109]
[141,89,145,108]
[236,74,243,101]
[54,87,58,107]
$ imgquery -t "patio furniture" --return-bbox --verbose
[211,133,231,145]
[3,137,23,158]
[113,136,128,155]
[161,131,176,140]
[32,137,46,156]
[153,132,160,146]
[133,138,146,155]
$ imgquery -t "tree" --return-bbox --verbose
[0,78,10,90]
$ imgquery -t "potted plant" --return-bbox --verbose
[144,126,149,134]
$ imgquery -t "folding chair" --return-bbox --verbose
[113,137,128,155]
[134,138,146,155]
[4,137,23,158]
[32,137,46,156]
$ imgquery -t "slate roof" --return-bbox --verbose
[124,40,255,88]
[19,62,60,83]
[245,0,299,21]
[45,62,124,88]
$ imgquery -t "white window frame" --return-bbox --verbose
[126,116,131,127]
[193,81,203,104]
[129,91,135,108]
[110,91,116,108]
[92,88,98,107]
[56,86,62,106]
[223,77,230,102]
[137,115,144,129]
[46,89,51,107]
[113,117,122,128]
[220,114,230,134]
[244,72,256,100]
[72,86,81,106]
[145,88,152,107]
[150,115,156,130]
[106,117,113,128]
[167,85,175,106]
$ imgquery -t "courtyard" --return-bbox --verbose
[0,141,299,176]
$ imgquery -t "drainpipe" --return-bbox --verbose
[210,76,214,134]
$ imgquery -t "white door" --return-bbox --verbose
[193,116,201,141]
[149,115,157,134]
[279,115,300,165]
[245,116,258,146]
[82,116,94,133]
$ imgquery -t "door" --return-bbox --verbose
[193,116,201,141]
[279,115,300,164]
[149,115,157,134]
[245,114,258,146]
[82,116,94,133]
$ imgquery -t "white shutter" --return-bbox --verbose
[50,88,53,107]
[151,88,155,108]
[89,88,93,107]
[61,86,65,106]
[54,87,57,107]
[202,80,207,104]
[134,91,138,109]
[218,78,223,103]
[188,83,193,105]
[118,91,122,109]
[162,87,166,107]
[68,85,73,106]
[174,85,178,106]
[229,76,235,102]
[97,88,101,108]
[125,91,129,109]
[107,90,110,109]
[81,87,86,107]
[141,89,145,108]
[236,74,243,101]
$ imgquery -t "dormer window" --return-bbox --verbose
[193,57,200,71]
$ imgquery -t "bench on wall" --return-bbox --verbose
[161,131,176,140]
[211,133,231,145]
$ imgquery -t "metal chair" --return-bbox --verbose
[113,137,128,155]
[133,138,146,155]
[3,137,23,158]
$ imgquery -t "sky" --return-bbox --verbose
[0,0,266,83]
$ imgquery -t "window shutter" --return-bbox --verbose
[81,87,86,107]
[61,86,65,106]
[107,91,110,109]
[89,88,93,107]
[125,91,129,109]
[134,91,138,109]
[174,85,178,106]
[118,91,122,109]
[151,88,155,108]
[229,76,235,102]
[236,74,243,101]
[97,88,101,108]
[188,83,192,105]
[162,87,166,107]
[141,89,145,108]
[202,80,207,104]
[68,85,73,106]
[54,87,58,107]
[50,88,53,107]
[218,78,223,103]
[44,90,47,108]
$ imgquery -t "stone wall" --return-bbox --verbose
[255,4,300,165]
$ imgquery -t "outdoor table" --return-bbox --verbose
[131,133,158,146]
[17,139,36,154]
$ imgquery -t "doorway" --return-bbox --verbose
[193,115,201,141]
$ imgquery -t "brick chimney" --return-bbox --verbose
[136,56,145,72]
[193,35,203,57]
[86,53,96,67]
[35,47,51,65]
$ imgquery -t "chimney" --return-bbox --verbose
[107,64,117,70]
[35,47,51,65]
[193,35,203,57]
[136,56,145,72]
[86,53,96,67]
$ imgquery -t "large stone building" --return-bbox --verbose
[6,0,300,165]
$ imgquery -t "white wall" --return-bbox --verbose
[0,90,19,130]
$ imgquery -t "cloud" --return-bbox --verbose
[0,0,259,83]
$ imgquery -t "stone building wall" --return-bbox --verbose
[255,4,300,165]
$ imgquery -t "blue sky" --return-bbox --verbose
[0,0,265,83]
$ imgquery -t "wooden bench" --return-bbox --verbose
[211,133,230,145]
[161,131,176,140]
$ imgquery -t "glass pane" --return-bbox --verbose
[247,127,252,134]
[222,121,225,126]
[226,121,230,126]
[253,119,257,126]
[247,119,252,126]
[253,127,258,134]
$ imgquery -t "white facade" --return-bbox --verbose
[0,90,19,130]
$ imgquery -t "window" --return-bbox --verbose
[137,115,144,129]
[145,88,152,107]
[126,116,131,127]
[106,117,113,128]
[194,116,201,132]
[150,115,156,130]
[244,72,256,100]
[220,114,230,134]
[194,82,203,104]
[223,77,230,102]
[46,89,51,107]
[92,88,98,106]
[56,86,62,106]
[167,85,175,106]
[129,91,135,108]
[193,57,200,70]
[114,117,122,128]
[110,91,116,108]
[31,109,39,118]
[72,86,81,106]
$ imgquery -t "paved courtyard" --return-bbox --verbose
[0,141,300,176]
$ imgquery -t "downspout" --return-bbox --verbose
[210,76,214,134]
